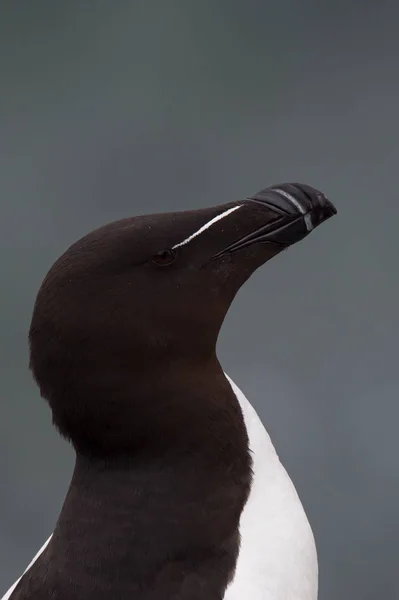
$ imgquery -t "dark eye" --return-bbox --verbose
[152,248,176,267]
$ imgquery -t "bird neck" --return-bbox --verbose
[27,371,253,600]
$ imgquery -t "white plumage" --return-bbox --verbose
[224,375,318,599]
[2,375,317,600]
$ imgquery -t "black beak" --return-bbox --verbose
[213,183,336,257]
[247,183,336,246]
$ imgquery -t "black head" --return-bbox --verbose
[29,183,336,456]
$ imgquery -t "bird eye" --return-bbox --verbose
[152,248,176,267]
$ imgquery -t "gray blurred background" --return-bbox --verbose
[1,2,398,598]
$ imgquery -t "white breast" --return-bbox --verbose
[223,374,318,600]
[1,376,317,600]
[1,536,52,600]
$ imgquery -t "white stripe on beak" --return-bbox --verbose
[273,188,314,232]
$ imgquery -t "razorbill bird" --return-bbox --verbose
[2,183,336,600]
